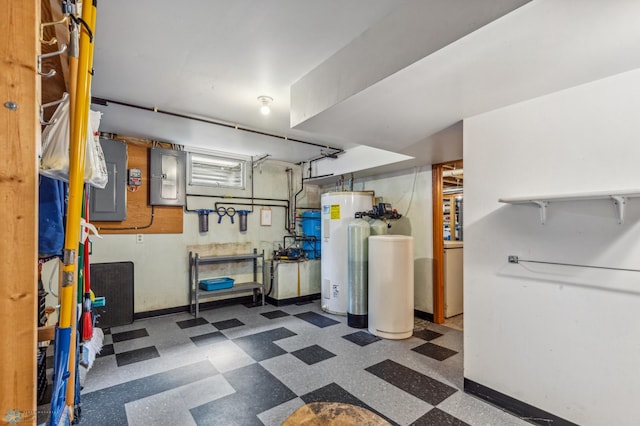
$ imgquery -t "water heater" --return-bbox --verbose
[321,192,373,315]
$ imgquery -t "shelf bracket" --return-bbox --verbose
[611,196,626,225]
[533,201,548,225]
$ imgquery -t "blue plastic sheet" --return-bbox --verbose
[38,176,67,256]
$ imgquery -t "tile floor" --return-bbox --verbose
[44,301,529,425]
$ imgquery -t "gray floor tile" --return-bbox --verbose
[290,344,336,365]
[336,367,433,426]
[257,397,305,426]
[436,391,533,426]
[261,310,290,319]
[365,359,457,406]
[179,375,236,409]
[412,342,459,361]
[211,318,245,330]
[342,330,382,346]
[112,335,154,353]
[199,340,256,373]
[116,346,160,367]
[431,329,464,353]
[126,389,198,426]
[177,317,209,329]
[190,363,296,425]
[190,331,228,347]
[112,328,149,342]
[410,408,469,426]
[232,327,296,362]
[413,329,443,341]
[295,311,341,328]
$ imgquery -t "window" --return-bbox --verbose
[188,152,245,188]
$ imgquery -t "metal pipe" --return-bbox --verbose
[508,256,640,273]
[292,163,306,234]
[303,173,334,181]
[91,96,344,155]
[286,167,294,233]
[214,201,289,232]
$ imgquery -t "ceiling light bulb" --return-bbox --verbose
[258,96,273,115]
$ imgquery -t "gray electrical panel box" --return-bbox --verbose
[90,138,127,221]
[149,147,186,206]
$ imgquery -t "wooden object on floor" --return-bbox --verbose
[282,402,391,426]
[0,1,40,422]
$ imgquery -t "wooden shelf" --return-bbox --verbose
[499,189,640,224]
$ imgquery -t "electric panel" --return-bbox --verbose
[90,138,127,221]
[149,147,186,206]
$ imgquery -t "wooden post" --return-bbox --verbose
[432,164,445,324]
[0,1,40,424]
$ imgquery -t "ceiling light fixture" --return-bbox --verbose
[258,95,273,115]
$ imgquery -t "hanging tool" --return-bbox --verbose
[215,206,236,224]
[80,187,93,341]
[51,1,98,424]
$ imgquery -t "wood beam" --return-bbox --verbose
[432,164,445,324]
[0,0,40,423]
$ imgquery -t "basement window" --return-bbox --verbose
[188,152,245,188]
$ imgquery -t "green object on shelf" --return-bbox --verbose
[92,296,106,307]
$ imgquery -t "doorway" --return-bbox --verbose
[432,160,463,327]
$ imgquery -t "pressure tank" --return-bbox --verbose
[347,217,370,328]
[301,211,321,259]
[321,192,373,315]
[369,219,388,236]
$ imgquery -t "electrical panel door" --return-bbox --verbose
[149,147,186,206]
[90,138,127,221]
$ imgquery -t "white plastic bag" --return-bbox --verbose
[85,110,108,188]
[40,96,71,181]
[40,96,108,188]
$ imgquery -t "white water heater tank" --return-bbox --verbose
[321,192,373,315]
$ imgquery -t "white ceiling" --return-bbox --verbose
[92,0,640,171]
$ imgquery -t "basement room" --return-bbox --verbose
[2,1,640,425]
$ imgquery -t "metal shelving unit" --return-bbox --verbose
[188,248,266,317]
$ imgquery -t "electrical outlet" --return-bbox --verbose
[136,234,144,244]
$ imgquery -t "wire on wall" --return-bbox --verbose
[403,166,420,216]
[95,206,155,231]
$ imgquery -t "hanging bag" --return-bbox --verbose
[85,110,108,188]
[40,96,71,182]
[40,96,108,188]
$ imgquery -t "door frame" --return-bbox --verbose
[432,160,463,324]
[432,164,445,323]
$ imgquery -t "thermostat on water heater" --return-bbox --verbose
[128,168,142,186]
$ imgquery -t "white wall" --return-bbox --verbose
[464,69,640,425]
[330,166,434,313]
[88,160,318,313]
